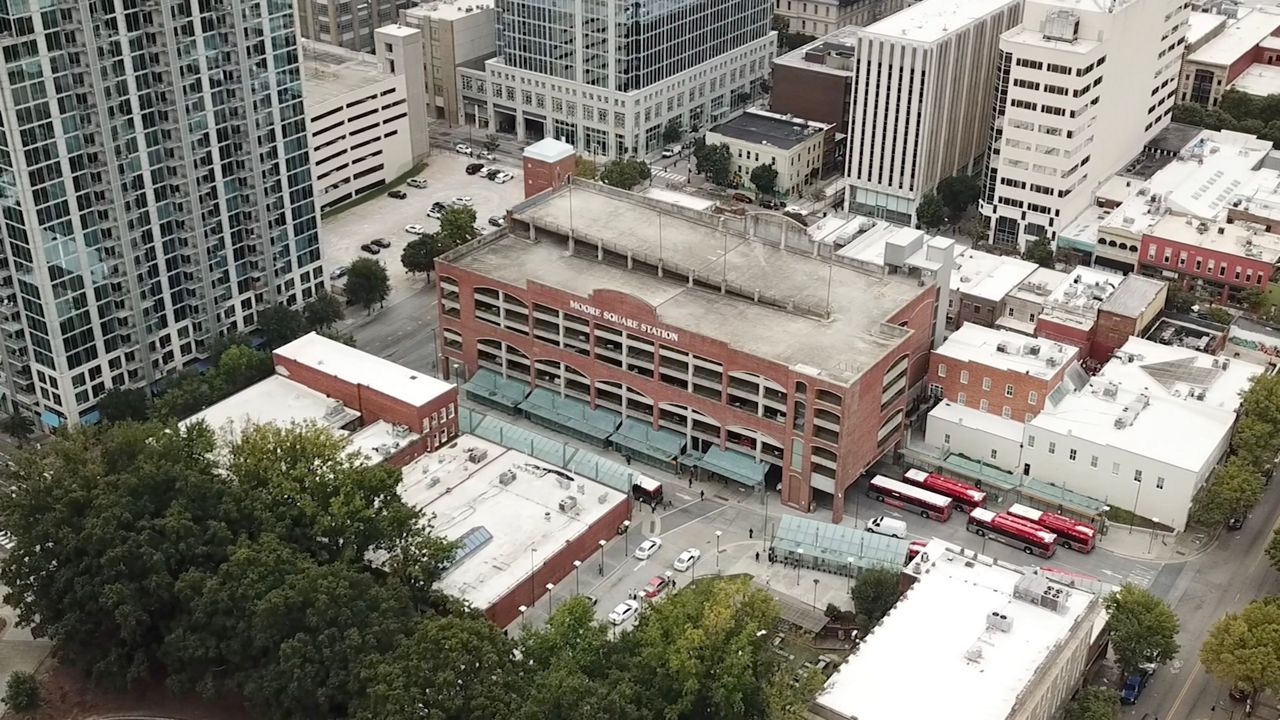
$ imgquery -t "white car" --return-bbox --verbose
[492,174,510,184]
[426,208,443,220]
[404,224,427,235]
[673,548,701,572]
[608,599,640,625]
[452,196,473,206]
[479,150,497,160]
[634,537,662,560]
[407,177,429,189]
[455,143,473,155]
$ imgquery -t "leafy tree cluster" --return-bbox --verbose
[575,157,600,181]
[772,14,816,52]
[1063,687,1120,720]
[2,420,824,720]
[1022,237,1056,268]
[1201,597,1280,699]
[344,257,392,313]
[145,344,276,421]
[850,566,901,628]
[662,119,683,145]
[402,207,480,279]
[1103,585,1180,674]
[750,164,779,198]
[599,158,653,190]
[1173,91,1280,145]
[693,142,734,187]
[4,670,40,713]
[1194,373,1280,527]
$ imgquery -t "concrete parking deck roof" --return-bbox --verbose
[453,185,927,384]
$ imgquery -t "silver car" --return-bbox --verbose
[608,599,640,625]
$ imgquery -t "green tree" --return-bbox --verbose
[599,158,652,190]
[0,422,229,686]
[304,289,345,330]
[1063,687,1120,720]
[214,345,273,392]
[1022,237,1056,268]
[574,157,599,181]
[1,412,33,445]
[1240,287,1267,313]
[256,303,307,349]
[936,175,982,218]
[438,207,479,248]
[1240,373,1280,428]
[149,371,225,420]
[693,143,733,187]
[345,257,391,313]
[1230,415,1279,474]
[1103,585,1180,673]
[959,214,989,242]
[1192,456,1264,528]
[915,192,946,231]
[1219,89,1258,123]
[1206,305,1233,325]
[96,388,150,423]
[750,164,779,197]
[482,133,500,152]
[354,616,521,720]
[401,236,439,276]
[1165,288,1197,314]
[3,670,40,713]
[319,328,358,347]
[1173,102,1206,127]
[662,119,683,145]
[1266,524,1280,572]
[850,566,900,628]
[1201,598,1280,698]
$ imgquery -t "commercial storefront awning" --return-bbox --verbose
[462,368,531,411]
[517,387,620,443]
[696,446,766,488]
[608,418,685,463]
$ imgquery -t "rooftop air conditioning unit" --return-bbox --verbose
[498,469,516,486]
[558,496,578,513]
[996,342,1011,353]
[1114,416,1130,429]
[986,611,1014,632]
[468,449,489,464]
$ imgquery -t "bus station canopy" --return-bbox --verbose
[695,446,766,487]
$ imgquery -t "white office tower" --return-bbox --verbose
[845,0,1022,225]
[0,0,324,428]
[981,0,1190,250]
[486,0,776,157]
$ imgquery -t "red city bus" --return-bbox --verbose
[867,475,953,521]
[902,468,987,512]
[966,508,1057,558]
[1006,503,1096,553]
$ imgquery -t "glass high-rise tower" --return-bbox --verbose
[0,0,324,428]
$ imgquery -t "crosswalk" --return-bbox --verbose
[1123,565,1158,589]
[651,169,687,186]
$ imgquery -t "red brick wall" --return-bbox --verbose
[523,154,578,199]
[770,64,848,127]
[955,294,999,331]
[1091,310,1139,363]
[925,349,1069,421]
[1035,316,1094,351]
[487,496,632,626]
[436,261,936,524]
[1138,231,1272,303]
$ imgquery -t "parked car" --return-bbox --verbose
[455,143,473,155]
[427,208,443,220]
[673,548,701,572]
[404,224,427,235]
[608,599,640,625]
[643,575,671,598]
[1121,665,1156,705]
[479,150,497,161]
[867,516,907,539]
[387,190,407,199]
[582,594,599,607]
[661,143,682,158]
[359,243,381,255]
[634,537,662,560]
[491,173,511,184]
[1229,514,1245,530]
[465,163,486,175]
[731,192,754,204]
[484,168,502,180]
[452,196,473,206]
[328,266,349,280]
[759,199,781,210]
[431,201,448,211]
[371,237,391,249]
[488,215,506,228]
[407,177,429,188]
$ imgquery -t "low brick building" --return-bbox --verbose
[1138,215,1280,306]
[1092,275,1167,362]
[522,138,577,199]
[927,324,1079,422]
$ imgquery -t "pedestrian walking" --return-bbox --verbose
[749,527,754,539]
[700,490,705,501]
[755,551,760,563]
[688,476,693,488]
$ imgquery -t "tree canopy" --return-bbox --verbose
[936,175,981,219]
[1103,585,1180,673]
[1174,90,1280,145]
[256,303,308,349]
[401,236,439,276]
[850,566,901,628]
[750,164,779,198]
[1192,456,1263,528]
[304,289,345,330]
[1201,598,1280,697]
[1022,237,1056,268]
[437,207,479,248]
[345,258,391,312]
[916,192,946,231]
[96,388,150,423]
[599,158,653,190]
[663,119,682,145]
[1063,687,1119,720]
[574,157,599,181]
[694,143,733,187]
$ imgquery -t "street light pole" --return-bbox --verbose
[714,530,722,572]
[573,560,582,595]
[518,604,527,630]
[1148,518,1159,554]
[598,538,607,576]
[622,520,632,556]
[544,582,555,617]
[846,557,855,594]
[1130,477,1144,535]
[796,548,804,585]
[530,547,538,605]
[812,578,819,611]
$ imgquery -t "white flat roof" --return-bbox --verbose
[523,138,575,164]
[862,0,1017,44]
[1187,7,1280,67]
[936,324,1077,379]
[817,550,1096,720]
[301,41,395,107]
[1232,63,1280,97]
[1044,266,1120,313]
[1007,267,1070,303]
[929,400,1025,442]
[952,248,1038,303]
[404,0,493,21]
[346,420,421,466]
[1188,10,1229,46]
[182,374,359,439]
[399,435,627,610]
[275,332,453,407]
[1147,214,1280,263]
[1030,337,1263,471]
[640,187,717,211]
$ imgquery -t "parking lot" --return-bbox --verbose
[320,149,526,307]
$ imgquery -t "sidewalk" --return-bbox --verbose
[1097,525,1214,563]
[0,590,51,714]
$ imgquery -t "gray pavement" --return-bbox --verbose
[0,582,51,714]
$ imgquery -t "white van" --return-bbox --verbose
[661,143,683,158]
[866,516,907,539]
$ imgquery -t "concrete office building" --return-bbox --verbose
[0,0,323,428]
[485,0,776,158]
[435,182,956,523]
[845,0,1022,225]
[297,0,413,52]
[815,541,1108,720]
[774,0,911,38]
[981,0,1190,250]
[400,0,496,127]
[304,29,429,212]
